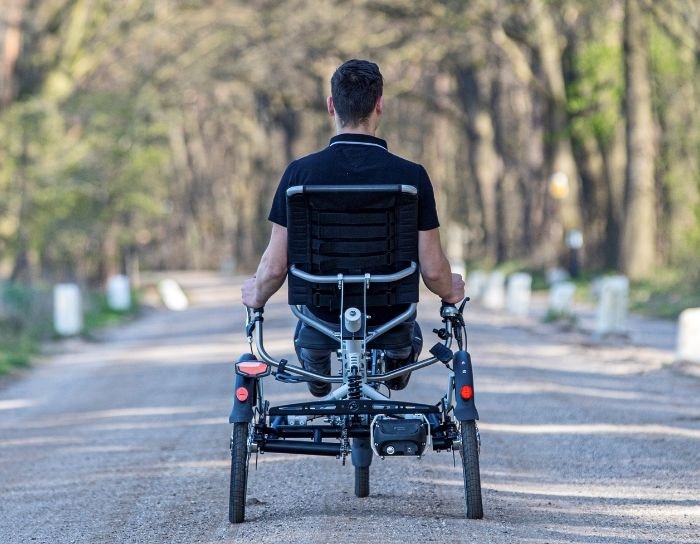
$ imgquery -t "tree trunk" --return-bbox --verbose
[0,0,26,109]
[531,0,583,235]
[621,0,657,279]
[456,66,502,265]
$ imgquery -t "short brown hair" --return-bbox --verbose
[330,59,383,127]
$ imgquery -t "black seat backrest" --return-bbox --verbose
[286,185,419,317]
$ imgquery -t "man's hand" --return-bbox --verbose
[241,276,265,309]
[443,273,465,304]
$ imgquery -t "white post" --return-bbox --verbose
[158,279,189,311]
[466,270,487,301]
[106,275,131,311]
[546,267,570,286]
[677,308,700,364]
[53,283,83,336]
[595,275,629,336]
[482,271,506,310]
[548,281,577,317]
[450,261,466,280]
[506,273,532,316]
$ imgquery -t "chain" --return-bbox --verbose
[340,422,350,465]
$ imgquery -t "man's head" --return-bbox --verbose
[328,59,383,130]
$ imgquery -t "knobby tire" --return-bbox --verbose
[460,419,483,519]
[229,423,250,523]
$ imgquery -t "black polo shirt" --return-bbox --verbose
[268,133,439,230]
[268,133,439,324]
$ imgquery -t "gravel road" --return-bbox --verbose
[0,273,698,543]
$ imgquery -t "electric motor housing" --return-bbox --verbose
[371,416,428,456]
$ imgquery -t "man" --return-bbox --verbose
[242,59,464,395]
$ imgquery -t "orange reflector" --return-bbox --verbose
[236,387,249,402]
[236,361,269,377]
[460,385,474,400]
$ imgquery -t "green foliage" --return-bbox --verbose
[83,290,140,338]
[0,331,36,374]
[566,26,623,146]
[0,280,140,375]
[0,281,51,374]
[630,270,700,320]
[0,0,699,293]
[648,23,700,279]
[542,308,578,328]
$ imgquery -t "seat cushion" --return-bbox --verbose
[296,320,414,351]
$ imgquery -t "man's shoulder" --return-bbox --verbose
[289,147,333,167]
[385,150,426,173]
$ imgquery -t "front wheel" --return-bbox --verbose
[229,423,251,523]
[459,420,483,519]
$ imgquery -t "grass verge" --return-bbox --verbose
[0,284,140,376]
[630,273,700,319]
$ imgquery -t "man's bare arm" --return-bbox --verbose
[418,228,464,303]
[241,224,288,308]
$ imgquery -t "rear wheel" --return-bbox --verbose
[229,423,251,523]
[459,420,483,519]
[354,466,370,497]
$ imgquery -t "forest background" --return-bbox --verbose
[1,0,699,355]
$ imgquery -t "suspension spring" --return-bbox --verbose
[348,370,362,399]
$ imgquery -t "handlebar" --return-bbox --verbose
[243,297,469,382]
[439,298,469,351]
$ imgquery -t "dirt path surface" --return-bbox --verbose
[1,273,698,544]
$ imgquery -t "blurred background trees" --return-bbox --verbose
[1,0,699,286]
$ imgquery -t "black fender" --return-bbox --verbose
[453,350,479,421]
[228,353,257,424]
[351,437,373,468]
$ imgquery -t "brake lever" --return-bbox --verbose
[458,297,470,314]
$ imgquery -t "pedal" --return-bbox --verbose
[274,371,304,383]
[429,343,453,363]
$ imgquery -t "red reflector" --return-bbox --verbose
[460,385,474,400]
[236,387,249,402]
[236,361,269,376]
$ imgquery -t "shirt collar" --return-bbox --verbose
[329,133,388,150]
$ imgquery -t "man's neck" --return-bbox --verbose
[336,126,375,136]
[334,116,377,136]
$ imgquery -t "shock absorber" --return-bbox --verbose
[348,368,361,399]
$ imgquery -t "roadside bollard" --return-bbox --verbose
[450,261,466,280]
[546,267,570,286]
[466,270,487,301]
[506,273,532,316]
[548,281,576,317]
[594,275,628,336]
[677,308,700,364]
[106,275,131,312]
[482,271,506,310]
[158,279,189,311]
[53,283,83,336]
